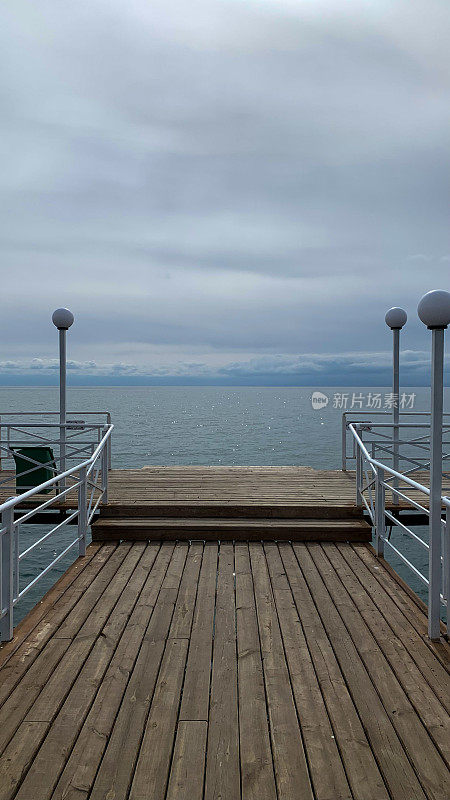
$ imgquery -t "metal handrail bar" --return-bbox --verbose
[349,425,431,495]
[344,412,450,420]
[0,425,113,512]
[3,422,106,432]
[0,412,112,470]
[7,428,57,446]
[0,423,112,640]
[360,490,374,519]
[382,485,429,515]
[349,423,450,488]
[0,455,60,481]
[15,481,83,525]
[348,421,450,636]
[357,422,450,428]
[380,537,430,586]
[372,444,443,477]
[86,456,103,479]
[88,493,104,525]
[342,411,450,470]
[383,508,429,551]
[361,472,377,499]
[19,509,80,560]
[87,462,101,519]
[0,439,101,454]
[0,411,111,416]
[1,422,108,473]
[17,537,81,601]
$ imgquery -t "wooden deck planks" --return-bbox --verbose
[178,542,217,722]
[307,544,448,800]
[11,544,152,800]
[263,542,353,800]
[296,543,430,800]
[235,543,277,800]
[204,543,240,800]
[249,543,313,799]
[89,542,183,800]
[279,542,390,800]
[0,540,448,800]
[7,465,446,513]
[325,544,450,759]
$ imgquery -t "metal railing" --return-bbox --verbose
[0,419,111,494]
[341,410,450,471]
[0,421,113,642]
[346,419,449,638]
[0,411,112,471]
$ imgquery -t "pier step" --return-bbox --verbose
[97,502,364,520]
[91,517,371,542]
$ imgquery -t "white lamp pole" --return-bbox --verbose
[385,307,407,505]
[418,289,450,640]
[52,308,74,485]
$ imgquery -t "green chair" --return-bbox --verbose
[12,446,57,494]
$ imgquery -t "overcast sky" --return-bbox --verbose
[1,0,449,385]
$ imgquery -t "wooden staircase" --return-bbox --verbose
[92,502,371,542]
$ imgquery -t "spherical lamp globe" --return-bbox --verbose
[52,308,74,330]
[385,307,407,330]
[417,290,450,329]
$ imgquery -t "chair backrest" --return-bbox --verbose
[12,446,57,495]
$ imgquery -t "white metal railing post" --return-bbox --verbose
[418,290,450,640]
[355,429,363,506]
[385,308,407,507]
[443,502,449,637]
[78,465,88,558]
[375,466,385,557]
[428,327,444,639]
[107,413,112,470]
[13,521,19,602]
[442,503,449,598]
[0,503,15,642]
[101,430,109,505]
[342,414,347,471]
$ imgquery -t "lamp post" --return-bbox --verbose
[52,308,74,486]
[418,289,450,640]
[385,307,407,505]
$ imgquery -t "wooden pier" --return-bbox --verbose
[3,463,450,540]
[0,539,449,800]
[0,466,449,799]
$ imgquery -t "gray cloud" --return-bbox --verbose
[0,0,449,382]
[0,349,446,389]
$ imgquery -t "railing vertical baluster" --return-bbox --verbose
[78,466,87,558]
[342,415,347,471]
[375,467,385,557]
[13,522,19,602]
[355,429,363,507]
[427,328,444,640]
[107,413,112,470]
[0,504,15,642]
[101,432,108,505]
[443,503,449,637]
